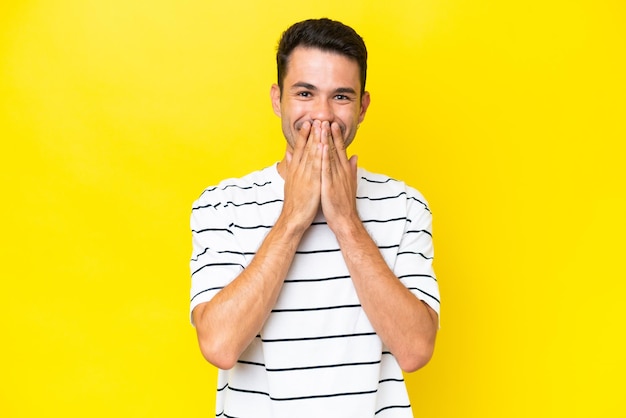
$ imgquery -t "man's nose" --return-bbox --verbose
[310,98,334,122]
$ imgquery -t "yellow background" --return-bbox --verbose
[1,0,624,416]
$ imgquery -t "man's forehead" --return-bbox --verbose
[284,47,361,88]
[287,46,357,65]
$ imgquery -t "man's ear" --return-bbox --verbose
[358,91,371,124]
[270,84,282,117]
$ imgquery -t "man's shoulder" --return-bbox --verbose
[192,164,280,207]
[357,167,431,212]
[358,168,423,196]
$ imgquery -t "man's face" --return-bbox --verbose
[271,46,370,150]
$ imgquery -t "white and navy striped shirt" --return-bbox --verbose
[190,164,440,418]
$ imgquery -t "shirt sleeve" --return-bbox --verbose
[189,191,246,325]
[393,187,441,318]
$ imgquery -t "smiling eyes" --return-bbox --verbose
[296,91,352,101]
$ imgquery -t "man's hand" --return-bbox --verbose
[320,120,360,233]
[281,120,324,232]
[194,120,326,370]
[316,121,438,373]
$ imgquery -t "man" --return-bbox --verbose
[190,18,440,417]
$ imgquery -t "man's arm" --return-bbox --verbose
[192,121,322,370]
[193,216,305,370]
[330,220,438,372]
[320,121,438,372]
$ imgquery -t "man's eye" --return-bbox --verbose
[297,91,311,97]
[335,95,349,100]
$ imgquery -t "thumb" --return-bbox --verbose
[349,154,358,176]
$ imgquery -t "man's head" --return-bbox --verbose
[271,18,371,150]
[276,18,368,96]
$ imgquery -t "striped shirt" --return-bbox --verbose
[190,163,440,418]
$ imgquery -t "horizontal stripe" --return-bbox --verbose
[296,243,399,255]
[237,351,397,370]
[284,274,350,283]
[223,198,283,208]
[192,201,221,210]
[261,332,377,343]
[379,378,405,384]
[295,247,341,254]
[192,248,254,262]
[378,244,400,250]
[357,191,407,202]
[397,250,433,260]
[238,359,381,372]
[192,227,233,235]
[217,249,255,256]
[190,247,210,261]
[193,196,281,211]
[237,216,410,227]
[398,273,436,281]
[220,181,272,190]
[375,404,412,415]
[361,216,407,224]
[230,223,273,230]
[227,385,378,402]
[197,181,272,200]
[406,229,432,237]
[190,286,224,303]
[191,262,244,277]
[271,304,361,313]
[408,196,431,212]
[360,176,398,184]
[408,287,441,304]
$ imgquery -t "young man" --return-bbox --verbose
[190,18,440,417]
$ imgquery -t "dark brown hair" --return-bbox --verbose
[276,18,368,95]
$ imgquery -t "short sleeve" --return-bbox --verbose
[393,188,441,317]
[189,193,246,325]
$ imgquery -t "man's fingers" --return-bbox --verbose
[330,122,345,153]
[307,121,323,170]
[321,121,332,146]
[291,121,312,162]
[349,154,358,178]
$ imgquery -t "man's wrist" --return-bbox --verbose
[331,215,368,246]
[274,212,310,241]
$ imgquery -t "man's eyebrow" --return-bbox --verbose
[334,87,357,95]
[290,82,317,90]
